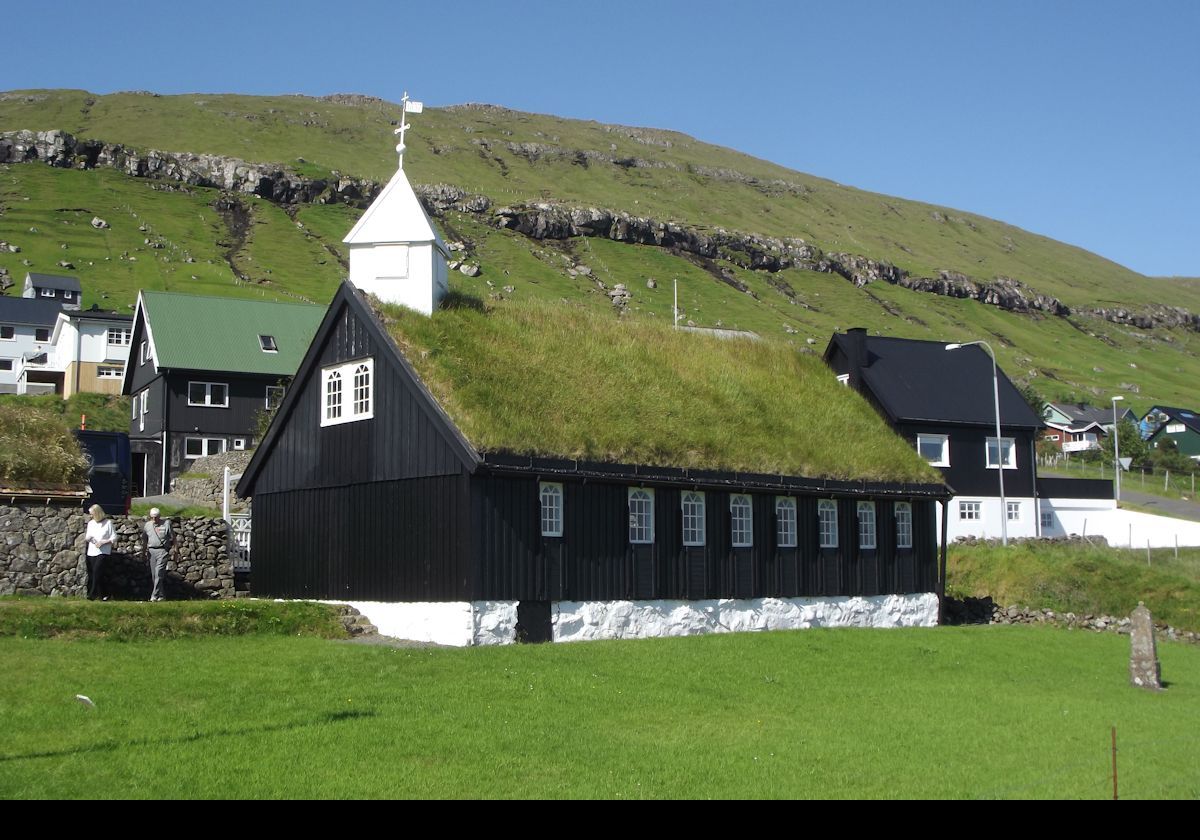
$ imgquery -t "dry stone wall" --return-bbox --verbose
[0,499,235,599]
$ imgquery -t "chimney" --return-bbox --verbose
[846,327,868,390]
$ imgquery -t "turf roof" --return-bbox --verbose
[378,298,941,484]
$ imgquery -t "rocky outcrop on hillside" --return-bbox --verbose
[0,129,380,208]
[2,128,1193,332]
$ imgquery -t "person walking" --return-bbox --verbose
[142,508,174,602]
[84,504,115,601]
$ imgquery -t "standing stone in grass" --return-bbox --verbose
[1129,602,1162,690]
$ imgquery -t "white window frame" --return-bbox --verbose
[184,437,227,459]
[540,482,563,538]
[259,334,278,353]
[40,288,55,298]
[233,438,247,451]
[106,327,132,347]
[63,291,74,301]
[959,500,982,521]
[730,493,753,548]
[1006,501,1021,522]
[188,381,229,408]
[628,488,654,545]
[321,359,374,427]
[895,502,913,549]
[986,436,1017,470]
[139,341,148,365]
[0,326,14,341]
[681,491,706,547]
[34,327,50,343]
[265,385,286,410]
[917,434,950,467]
[1166,423,1185,434]
[818,499,838,549]
[138,389,148,432]
[775,497,798,548]
[1040,510,1053,530]
[857,501,877,550]
[97,365,123,379]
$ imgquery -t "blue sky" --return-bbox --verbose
[5,0,1197,276]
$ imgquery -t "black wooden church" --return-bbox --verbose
[237,282,950,612]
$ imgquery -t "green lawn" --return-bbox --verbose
[0,627,1196,799]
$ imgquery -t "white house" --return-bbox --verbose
[15,305,133,397]
[0,297,64,393]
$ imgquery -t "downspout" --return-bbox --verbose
[73,320,81,397]
[160,377,169,496]
[1032,434,1041,538]
[938,498,949,625]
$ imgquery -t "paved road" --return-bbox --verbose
[1117,488,1200,522]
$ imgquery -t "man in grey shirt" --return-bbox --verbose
[143,508,174,602]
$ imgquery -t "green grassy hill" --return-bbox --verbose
[2,89,1198,409]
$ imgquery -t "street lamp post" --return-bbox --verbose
[947,340,1007,547]
[1112,395,1125,503]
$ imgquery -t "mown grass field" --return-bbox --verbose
[1,626,1196,799]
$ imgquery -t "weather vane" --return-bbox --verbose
[394,91,424,169]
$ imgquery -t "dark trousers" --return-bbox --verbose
[86,553,106,600]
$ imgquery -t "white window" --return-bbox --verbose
[959,501,981,521]
[0,326,13,341]
[40,288,54,298]
[1048,434,1060,441]
[628,488,654,544]
[97,365,123,379]
[1166,423,1185,434]
[233,438,247,451]
[1007,501,1021,522]
[321,359,374,427]
[188,381,229,408]
[775,497,797,548]
[730,494,753,547]
[818,499,838,548]
[184,437,226,459]
[0,359,12,372]
[265,385,285,410]
[540,482,564,537]
[139,389,148,432]
[106,327,131,346]
[139,341,148,365]
[857,501,877,549]
[131,398,138,421]
[34,328,50,343]
[895,502,913,549]
[259,334,278,353]
[917,434,950,467]
[986,437,1017,469]
[682,491,706,547]
[63,291,73,301]
[1041,511,1053,529]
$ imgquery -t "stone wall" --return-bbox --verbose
[171,450,255,510]
[0,499,235,599]
[943,595,1199,644]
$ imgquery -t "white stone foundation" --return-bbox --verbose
[551,594,939,643]
[338,594,938,646]
[337,600,518,647]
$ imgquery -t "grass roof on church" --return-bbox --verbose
[378,297,941,483]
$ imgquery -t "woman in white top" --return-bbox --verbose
[84,504,116,601]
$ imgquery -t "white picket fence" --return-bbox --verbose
[224,467,251,572]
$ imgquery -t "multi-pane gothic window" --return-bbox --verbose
[730,494,753,548]
[818,499,838,548]
[895,502,913,549]
[857,501,877,550]
[775,497,797,548]
[628,488,654,544]
[540,482,563,537]
[322,359,373,426]
[682,491,706,546]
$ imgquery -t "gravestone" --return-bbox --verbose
[1129,602,1162,690]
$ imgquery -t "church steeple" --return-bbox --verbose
[343,94,449,316]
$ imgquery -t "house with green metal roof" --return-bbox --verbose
[121,291,324,497]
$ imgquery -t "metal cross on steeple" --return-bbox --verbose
[393,91,424,169]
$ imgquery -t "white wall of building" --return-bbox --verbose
[939,496,1039,541]
[0,325,53,389]
[1040,500,1200,548]
[348,242,447,315]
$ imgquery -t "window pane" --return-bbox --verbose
[210,384,228,406]
[540,483,563,537]
[776,497,797,548]
[731,494,752,547]
[189,382,206,404]
[857,502,876,549]
[629,489,654,544]
[353,363,371,416]
[185,438,203,457]
[819,500,838,548]
[895,502,913,549]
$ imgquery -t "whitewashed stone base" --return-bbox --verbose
[335,600,519,647]
[551,593,939,643]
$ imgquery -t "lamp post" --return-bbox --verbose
[947,340,1007,547]
[1112,395,1125,503]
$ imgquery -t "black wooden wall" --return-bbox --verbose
[472,476,938,602]
[897,421,1037,498]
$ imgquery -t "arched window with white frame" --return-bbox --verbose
[540,482,563,537]
[857,501,877,550]
[818,499,838,549]
[324,369,342,423]
[775,497,797,548]
[895,502,913,549]
[322,358,374,426]
[681,491,705,547]
[628,488,654,544]
[730,494,753,548]
[353,362,372,417]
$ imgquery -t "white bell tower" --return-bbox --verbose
[344,93,449,316]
